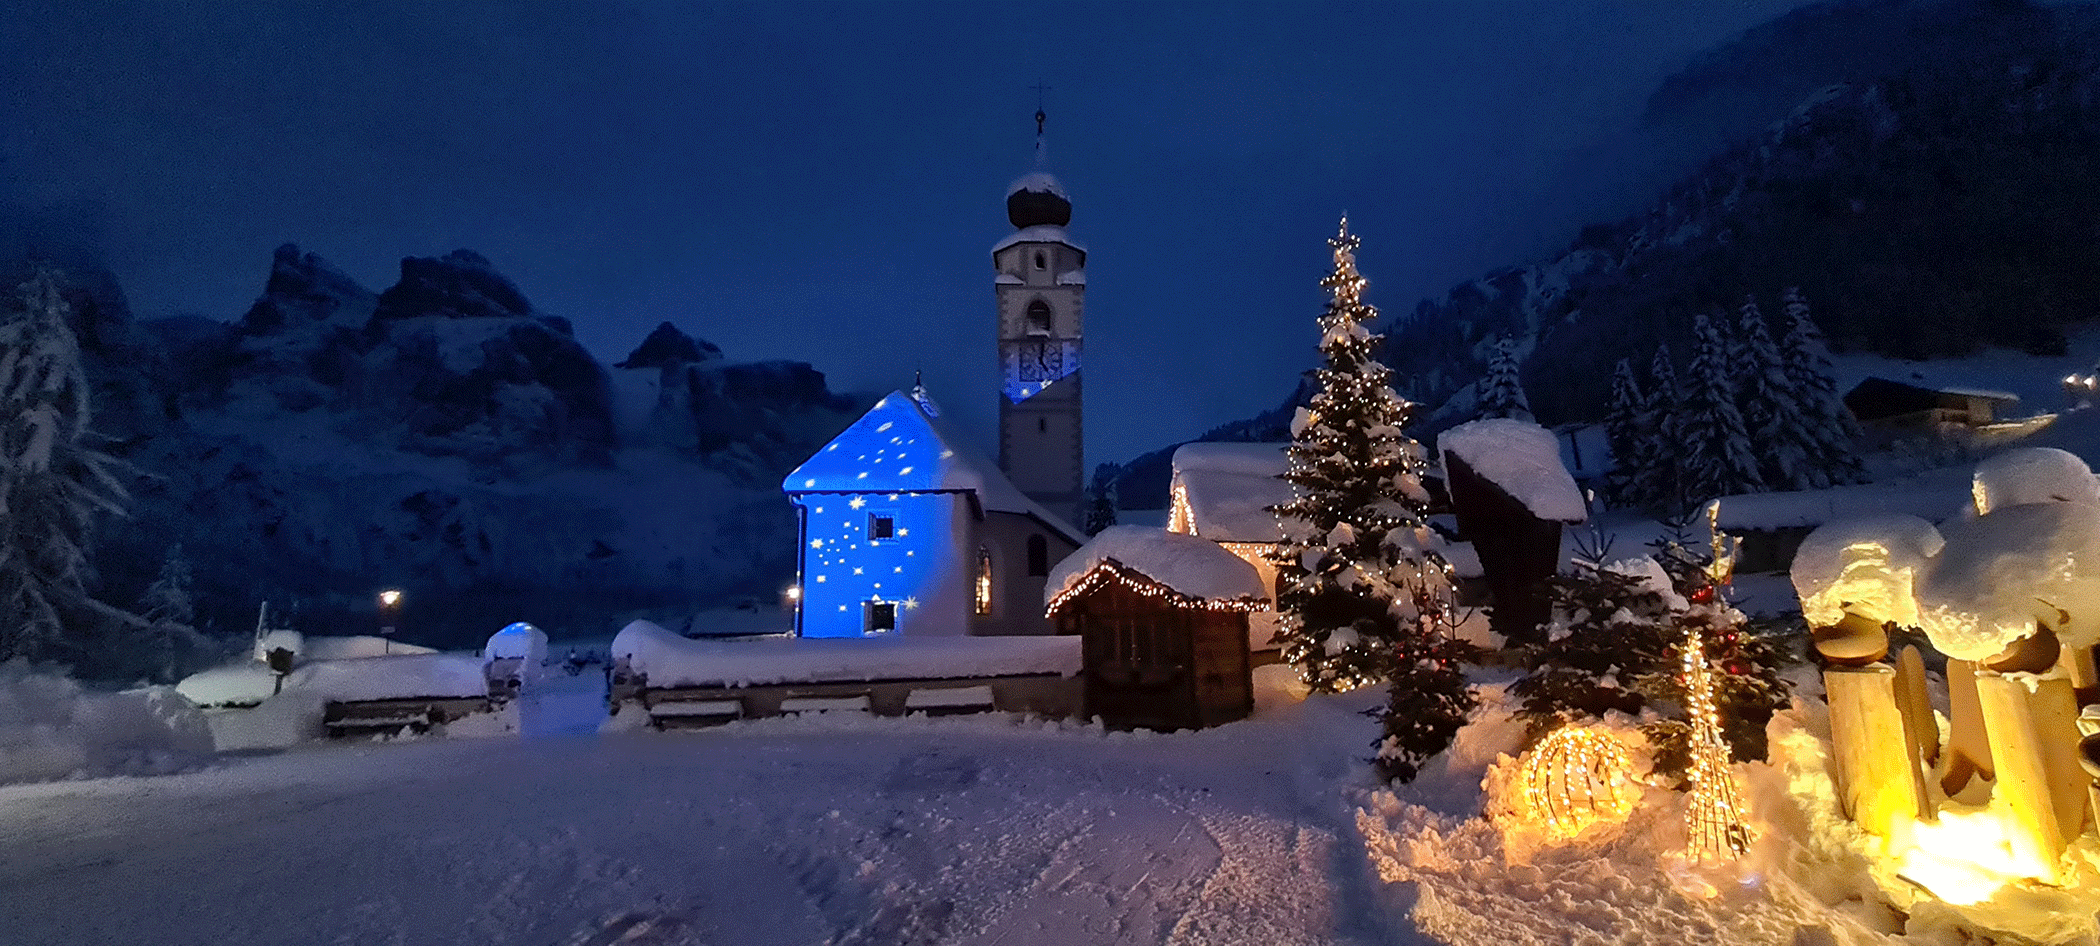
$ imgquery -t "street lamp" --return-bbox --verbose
[378,588,404,653]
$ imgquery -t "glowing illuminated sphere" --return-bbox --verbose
[1517,726,1640,837]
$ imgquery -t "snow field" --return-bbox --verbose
[0,660,213,786]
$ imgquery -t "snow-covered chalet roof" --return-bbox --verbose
[784,389,1083,544]
[1170,442,1295,544]
[1044,525,1270,614]
[1007,171,1069,199]
[993,225,1087,256]
[1437,419,1587,523]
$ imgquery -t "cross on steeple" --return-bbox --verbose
[1031,83,1052,137]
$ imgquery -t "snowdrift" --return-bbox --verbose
[0,661,212,786]
[611,620,1081,688]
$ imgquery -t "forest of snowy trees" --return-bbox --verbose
[1600,289,1863,514]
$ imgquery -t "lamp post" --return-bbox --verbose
[378,588,403,654]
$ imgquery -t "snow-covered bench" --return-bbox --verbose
[322,696,490,736]
[609,621,1083,729]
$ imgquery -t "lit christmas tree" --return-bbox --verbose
[1270,218,1476,781]
[1474,336,1533,422]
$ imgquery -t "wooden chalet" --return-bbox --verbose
[1045,526,1270,731]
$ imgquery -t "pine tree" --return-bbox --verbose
[0,267,131,664]
[1269,219,1476,782]
[1732,295,1814,491]
[1628,346,1684,513]
[1083,463,1119,536]
[1474,336,1533,422]
[1514,534,1795,779]
[138,546,199,682]
[1676,314,1763,508]
[1602,358,1645,507]
[1779,288,1865,488]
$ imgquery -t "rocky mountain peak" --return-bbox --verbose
[241,243,374,336]
[615,321,722,370]
[374,249,538,323]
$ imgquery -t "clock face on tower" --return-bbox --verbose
[1003,339,1081,403]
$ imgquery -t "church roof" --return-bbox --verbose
[993,225,1087,258]
[785,389,1084,544]
[1170,443,1296,544]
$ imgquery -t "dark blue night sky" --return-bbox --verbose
[0,0,1807,465]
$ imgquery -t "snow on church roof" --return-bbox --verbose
[993,225,1088,256]
[1044,525,1270,613]
[784,390,1083,544]
[1437,419,1587,524]
[1171,443,1295,544]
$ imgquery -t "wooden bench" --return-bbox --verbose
[322,697,491,737]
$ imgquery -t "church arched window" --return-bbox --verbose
[1033,251,1047,271]
[1027,535,1049,576]
[974,548,994,615]
[1026,299,1052,336]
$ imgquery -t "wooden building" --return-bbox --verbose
[1844,377,2020,445]
[1437,419,1588,646]
[1045,526,1270,731]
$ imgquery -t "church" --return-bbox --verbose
[782,111,1088,638]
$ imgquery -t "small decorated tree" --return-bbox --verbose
[1271,218,1476,782]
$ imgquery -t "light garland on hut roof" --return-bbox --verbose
[1044,557,1272,619]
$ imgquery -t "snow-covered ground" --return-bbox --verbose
[0,668,1410,946]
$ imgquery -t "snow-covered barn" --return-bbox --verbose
[783,386,1083,638]
[1164,442,1295,651]
[1438,419,1588,644]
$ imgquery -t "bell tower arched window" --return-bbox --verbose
[1025,299,1052,336]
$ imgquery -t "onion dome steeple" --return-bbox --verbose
[1006,107,1072,228]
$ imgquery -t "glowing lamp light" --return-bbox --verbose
[784,586,801,601]
[378,589,403,608]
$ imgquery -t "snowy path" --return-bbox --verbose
[0,693,1411,946]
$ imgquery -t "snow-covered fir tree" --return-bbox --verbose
[1627,346,1684,512]
[1269,218,1475,783]
[1732,295,1814,490]
[1082,463,1119,536]
[1473,336,1532,422]
[1675,313,1763,508]
[0,267,131,664]
[1778,288,1865,488]
[1602,358,1645,507]
[137,546,200,682]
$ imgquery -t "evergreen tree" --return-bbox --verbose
[1628,346,1684,513]
[1514,533,1795,779]
[1733,294,1816,490]
[1083,463,1119,536]
[1779,288,1866,488]
[1270,219,1476,781]
[1602,358,1645,507]
[0,267,131,664]
[1474,336,1533,422]
[1676,313,1764,508]
[138,546,200,682]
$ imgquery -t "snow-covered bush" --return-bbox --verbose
[0,659,211,785]
[1970,447,2100,514]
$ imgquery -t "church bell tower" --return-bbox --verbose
[994,108,1085,524]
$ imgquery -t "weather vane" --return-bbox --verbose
[1031,82,1052,136]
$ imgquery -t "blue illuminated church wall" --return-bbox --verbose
[792,491,972,638]
[782,390,1080,639]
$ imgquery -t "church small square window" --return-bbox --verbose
[866,600,897,634]
[869,513,895,540]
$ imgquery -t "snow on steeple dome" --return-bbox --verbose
[1006,172,1071,228]
[1006,107,1072,229]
